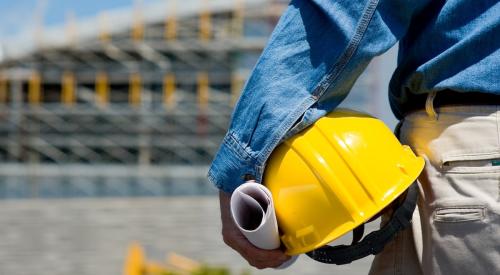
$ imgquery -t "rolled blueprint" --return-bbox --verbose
[230,181,298,269]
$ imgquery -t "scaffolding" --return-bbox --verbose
[0,0,387,198]
[0,0,288,198]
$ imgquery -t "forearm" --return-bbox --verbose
[208,0,430,193]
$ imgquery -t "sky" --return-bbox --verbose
[0,0,160,39]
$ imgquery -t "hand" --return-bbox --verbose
[218,190,291,269]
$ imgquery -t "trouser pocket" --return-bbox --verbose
[388,107,500,275]
[433,205,485,223]
[425,166,500,275]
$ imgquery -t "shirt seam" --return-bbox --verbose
[213,0,381,184]
[257,96,317,163]
[224,131,256,161]
[254,0,380,180]
[312,0,380,99]
[206,170,222,190]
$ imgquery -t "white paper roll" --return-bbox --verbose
[230,181,298,269]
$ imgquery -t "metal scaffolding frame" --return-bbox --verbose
[0,0,288,198]
[0,0,385,198]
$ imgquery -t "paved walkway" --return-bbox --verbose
[0,197,374,275]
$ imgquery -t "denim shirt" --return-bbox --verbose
[208,0,500,193]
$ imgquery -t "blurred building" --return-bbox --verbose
[0,0,394,198]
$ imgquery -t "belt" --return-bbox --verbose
[404,90,500,116]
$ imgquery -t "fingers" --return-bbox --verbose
[219,190,291,269]
[223,228,291,269]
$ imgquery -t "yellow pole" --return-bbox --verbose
[199,0,212,41]
[95,72,109,107]
[197,72,209,110]
[123,242,145,275]
[164,0,177,41]
[0,73,7,104]
[123,242,172,275]
[233,0,244,37]
[129,73,142,107]
[99,12,111,43]
[132,0,144,42]
[34,0,44,48]
[163,74,176,109]
[28,71,42,105]
[166,253,201,272]
[61,71,76,106]
[65,11,77,47]
[269,0,282,18]
[144,262,169,274]
[231,73,244,106]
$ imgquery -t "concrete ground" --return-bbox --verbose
[0,197,376,275]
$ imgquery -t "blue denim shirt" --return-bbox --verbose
[208,0,500,193]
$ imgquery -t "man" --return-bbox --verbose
[208,0,500,274]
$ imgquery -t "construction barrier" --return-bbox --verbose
[123,242,248,275]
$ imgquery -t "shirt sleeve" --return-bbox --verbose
[208,0,431,193]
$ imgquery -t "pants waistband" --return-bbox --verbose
[404,90,500,119]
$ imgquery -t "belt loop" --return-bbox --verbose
[425,91,438,120]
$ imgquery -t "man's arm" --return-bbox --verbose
[208,0,430,193]
[212,0,431,268]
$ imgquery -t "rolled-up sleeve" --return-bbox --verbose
[208,0,431,193]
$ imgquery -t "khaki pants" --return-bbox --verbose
[369,105,500,275]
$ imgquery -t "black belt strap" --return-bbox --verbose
[404,90,500,116]
[306,182,418,265]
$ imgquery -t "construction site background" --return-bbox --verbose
[0,0,396,274]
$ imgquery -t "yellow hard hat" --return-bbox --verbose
[263,109,424,263]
